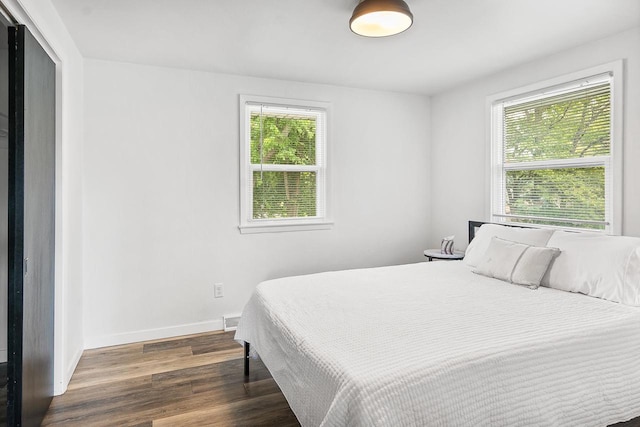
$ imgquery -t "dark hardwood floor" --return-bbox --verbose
[42,331,300,426]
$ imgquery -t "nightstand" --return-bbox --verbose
[423,249,465,262]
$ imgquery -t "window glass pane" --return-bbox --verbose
[250,113,316,165]
[505,167,605,230]
[253,171,317,219]
[504,83,610,163]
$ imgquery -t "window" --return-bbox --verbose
[489,62,622,234]
[239,95,331,233]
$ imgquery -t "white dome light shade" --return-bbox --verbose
[349,0,413,37]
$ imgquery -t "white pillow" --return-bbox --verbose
[474,237,560,289]
[542,231,640,306]
[464,224,555,268]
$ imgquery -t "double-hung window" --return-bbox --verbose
[489,62,622,234]
[239,95,330,233]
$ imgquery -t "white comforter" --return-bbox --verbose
[235,261,640,427]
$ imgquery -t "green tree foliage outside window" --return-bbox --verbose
[251,113,318,219]
[506,168,605,228]
[502,83,610,229]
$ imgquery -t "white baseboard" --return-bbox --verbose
[54,344,84,396]
[0,349,6,363]
[84,319,225,350]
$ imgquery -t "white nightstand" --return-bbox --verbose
[423,249,465,262]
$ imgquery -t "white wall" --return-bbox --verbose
[3,0,85,394]
[429,27,640,248]
[82,60,431,348]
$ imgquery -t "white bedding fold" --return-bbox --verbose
[236,261,640,427]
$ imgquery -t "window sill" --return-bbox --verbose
[491,218,615,235]
[239,221,334,234]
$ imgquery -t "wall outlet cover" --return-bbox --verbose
[214,283,224,298]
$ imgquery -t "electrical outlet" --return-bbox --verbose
[214,283,224,298]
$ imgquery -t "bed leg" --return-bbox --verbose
[244,341,250,377]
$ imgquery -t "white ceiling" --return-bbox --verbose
[50,0,640,95]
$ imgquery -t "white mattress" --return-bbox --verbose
[235,261,640,427]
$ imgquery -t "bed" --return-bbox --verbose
[235,221,640,426]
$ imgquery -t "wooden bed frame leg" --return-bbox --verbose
[244,342,250,377]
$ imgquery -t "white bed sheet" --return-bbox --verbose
[235,261,640,427]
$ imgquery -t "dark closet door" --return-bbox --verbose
[7,25,56,427]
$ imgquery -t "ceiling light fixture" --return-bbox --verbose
[349,0,413,38]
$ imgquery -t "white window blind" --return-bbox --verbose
[490,69,621,233]
[239,95,330,233]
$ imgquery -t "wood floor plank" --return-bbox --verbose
[47,375,152,413]
[242,378,283,397]
[68,347,241,390]
[190,358,272,394]
[43,331,300,426]
[152,391,298,427]
[44,381,193,426]
[144,332,238,354]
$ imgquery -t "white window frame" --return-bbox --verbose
[239,94,332,234]
[487,61,623,235]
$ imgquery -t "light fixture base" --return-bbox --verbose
[349,0,414,38]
